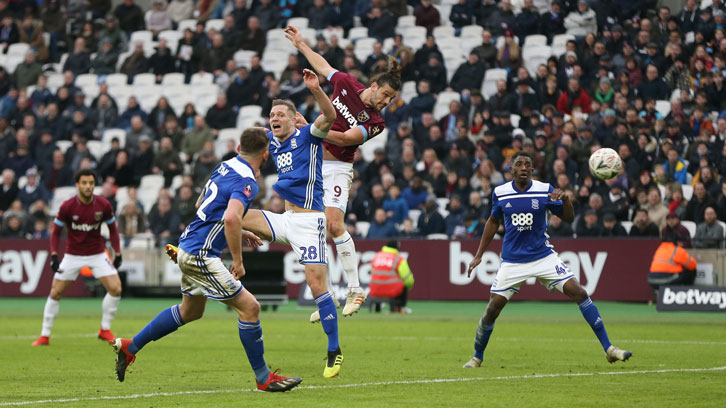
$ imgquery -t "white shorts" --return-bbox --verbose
[177,248,243,300]
[322,160,353,213]
[55,253,117,281]
[490,253,575,300]
[261,210,327,265]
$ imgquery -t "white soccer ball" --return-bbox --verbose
[588,148,623,180]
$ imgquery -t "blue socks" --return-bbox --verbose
[128,304,185,355]
[315,292,339,352]
[473,318,495,360]
[578,297,612,352]
[238,320,271,384]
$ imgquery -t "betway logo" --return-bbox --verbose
[662,287,726,309]
[72,222,100,231]
[0,250,48,294]
[449,242,607,295]
[331,96,357,128]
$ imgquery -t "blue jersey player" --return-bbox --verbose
[113,128,303,392]
[241,68,346,378]
[462,151,632,368]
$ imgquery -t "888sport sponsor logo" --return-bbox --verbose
[276,152,294,173]
[510,212,533,231]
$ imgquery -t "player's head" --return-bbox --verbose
[270,99,296,139]
[368,56,402,111]
[386,240,400,250]
[511,151,534,185]
[74,169,97,200]
[238,127,270,167]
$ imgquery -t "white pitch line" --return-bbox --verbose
[2,366,725,406]
[5,333,726,346]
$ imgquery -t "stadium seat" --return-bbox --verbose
[46,73,64,92]
[523,34,548,47]
[264,174,278,201]
[426,233,449,240]
[438,91,461,107]
[400,81,417,103]
[129,30,153,46]
[104,73,128,87]
[655,100,671,117]
[551,34,575,57]
[359,128,388,162]
[399,26,426,50]
[461,36,483,57]
[397,15,415,28]
[658,185,666,200]
[482,68,508,98]
[354,37,377,62]
[287,17,309,28]
[204,19,225,32]
[177,19,197,33]
[433,26,456,41]
[523,45,552,76]
[237,105,263,127]
[51,187,77,215]
[161,72,185,86]
[408,209,421,228]
[7,43,29,58]
[356,221,370,237]
[510,114,521,128]
[681,221,697,238]
[190,72,214,85]
[76,73,98,88]
[621,221,632,234]
[266,28,287,42]
[682,184,693,201]
[321,27,344,43]
[170,175,183,192]
[347,27,369,41]
[434,4,452,26]
[233,50,256,68]
[17,175,27,189]
[127,235,155,249]
[444,55,464,81]
[460,25,483,39]
[436,198,450,211]
[103,128,126,148]
[158,30,182,52]
[87,140,103,160]
[718,221,726,240]
[139,175,165,210]
[215,128,240,158]
[55,140,73,153]
[132,72,157,87]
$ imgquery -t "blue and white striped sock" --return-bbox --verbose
[128,304,184,354]
[578,297,612,352]
[315,292,339,351]
[238,320,270,384]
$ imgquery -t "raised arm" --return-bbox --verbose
[323,128,367,146]
[467,216,501,277]
[303,68,335,132]
[284,26,335,79]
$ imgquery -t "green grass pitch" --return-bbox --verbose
[1,298,725,407]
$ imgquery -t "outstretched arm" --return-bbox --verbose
[285,26,335,79]
[303,68,336,132]
[467,216,501,277]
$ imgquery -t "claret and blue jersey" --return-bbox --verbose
[179,156,259,258]
[267,125,324,212]
[491,180,564,263]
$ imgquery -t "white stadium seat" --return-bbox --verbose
[681,184,693,201]
[177,19,197,33]
[287,17,309,28]
[681,221,697,238]
[51,187,77,215]
[104,73,128,87]
[347,27,369,41]
[161,72,185,86]
[103,128,126,148]
[205,19,225,32]
[460,25,483,39]
[482,68,508,99]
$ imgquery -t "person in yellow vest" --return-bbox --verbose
[369,240,414,313]
[648,234,697,303]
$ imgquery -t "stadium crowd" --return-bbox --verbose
[0,0,725,249]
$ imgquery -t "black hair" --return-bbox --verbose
[74,169,97,184]
[239,127,269,157]
[511,151,535,164]
[371,56,402,91]
[386,240,400,250]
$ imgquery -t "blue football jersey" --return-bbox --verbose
[179,156,259,258]
[491,180,563,263]
[267,125,324,211]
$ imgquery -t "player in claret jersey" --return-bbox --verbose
[285,25,402,320]
[32,169,123,346]
[462,152,632,368]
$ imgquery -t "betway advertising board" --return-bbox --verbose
[273,239,661,302]
[1,239,659,301]
[0,240,90,297]
[657,286,726,311]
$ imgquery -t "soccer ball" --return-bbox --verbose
[589,148,623,180]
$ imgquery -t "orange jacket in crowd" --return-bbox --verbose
[649,242,697,274]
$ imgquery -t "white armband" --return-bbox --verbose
[311,124,328,139]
